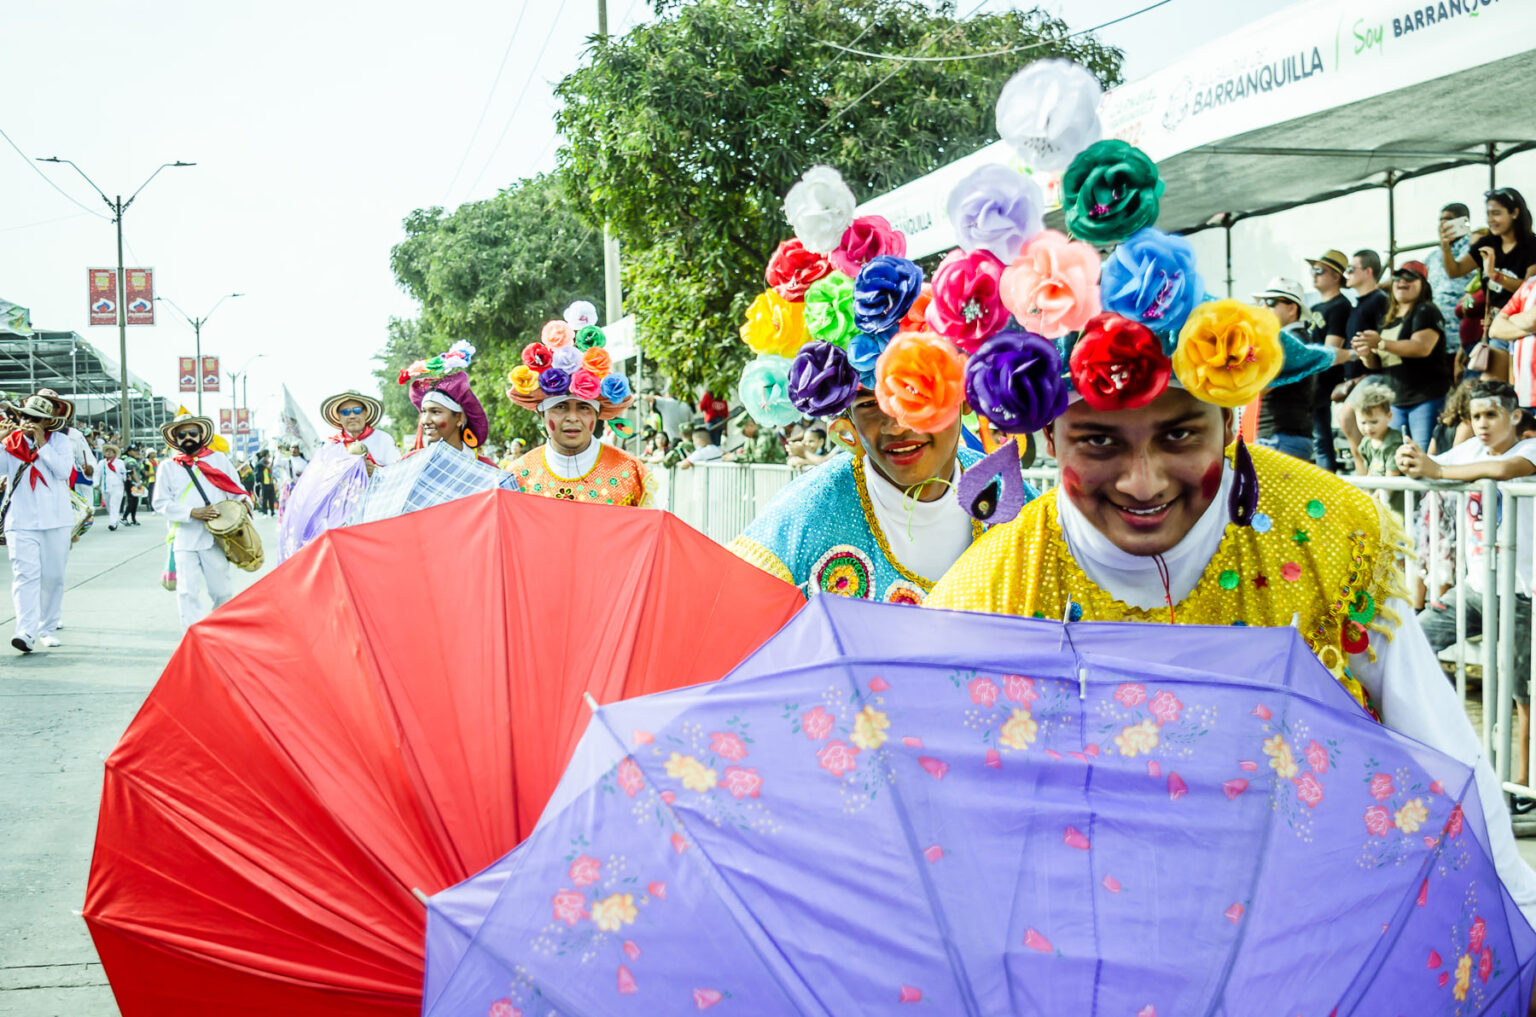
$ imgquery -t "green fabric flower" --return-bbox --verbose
[574,325,607,350]
[802,272,858,349]
[1062,139,1165,245]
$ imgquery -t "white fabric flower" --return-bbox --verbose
[946,164,1045,263]
[564,300,599,329]
[995,59,1103,172]
[783,165,857,254]
[551,344,582,373]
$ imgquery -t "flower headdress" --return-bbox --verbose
[507,307,634,420]
[399,341,490,448]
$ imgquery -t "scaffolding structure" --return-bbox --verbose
[0,325,176,444]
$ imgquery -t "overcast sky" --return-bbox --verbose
[0,0,1412,434]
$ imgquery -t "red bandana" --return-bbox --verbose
[172,447,248,498]
[331,425,375,446]
[4,430,49,489]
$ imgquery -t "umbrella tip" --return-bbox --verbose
[583,692,601,713]
[1290,612,1301,630]
[411,887,430,907]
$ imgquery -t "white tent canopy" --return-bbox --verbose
[859,0,1536,259]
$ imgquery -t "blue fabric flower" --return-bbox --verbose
[846,332,889,389]
[538,367,571,396]
[600,373,632,404]
[1100,227,1204,335]
[853,256,924,338]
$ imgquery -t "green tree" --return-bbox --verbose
[381,171,605,447]
[554,0,1121,395]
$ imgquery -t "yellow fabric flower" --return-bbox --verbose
[741,289,809,358]
[1114,719,1160,757]
[1262,734,1298,779]
[998,707,1038,751]
[851,706,890,750]
[664,752,717,793]
[1172,299,1282,408]
[1394,797,1428,834]
[590,892,637,932]
[508,365,541,396]
[1454,952,1472,1001]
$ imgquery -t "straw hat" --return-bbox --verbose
[320,391,384,430]
[13,392,73,431]
[159,413,215,449]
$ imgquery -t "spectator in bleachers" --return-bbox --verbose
[1253,277,1326,461]
[1401,380,1536,786]
[674,424,722,470]
[723,415,786,465]
[1347,380,1402,479]
[1305,249,1353,472]
[1444,188,1536,381]
[1491,275,1536,343]
[1335,250,1390,470]
[1428,202,1474,328]
[1351,260,1450,447]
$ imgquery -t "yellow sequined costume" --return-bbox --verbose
[510,444,650,507]
[926,445,1411,712]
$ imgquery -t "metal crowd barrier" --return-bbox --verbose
[663,460,1536,807]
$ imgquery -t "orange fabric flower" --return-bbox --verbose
[541,320,575,349]
[900,285,933,333]
[874,331,966,434]
[582,348,613,378]
[1172,300,1283,408]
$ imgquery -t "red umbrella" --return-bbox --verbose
[84,490,802,1017]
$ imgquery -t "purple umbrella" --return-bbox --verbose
[276,441,369,561]
[423,598,1536,1016]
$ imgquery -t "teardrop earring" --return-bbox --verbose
[463,426,480,449]
[1228,436,1258,527]
[956,440,1028,524]
[828,418,863,458]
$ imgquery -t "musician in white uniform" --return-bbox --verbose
[99,444,126,530]
[151,414,252,630]
[320,390,400,474]
[0,393,76,652]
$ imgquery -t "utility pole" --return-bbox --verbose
[596,0,623,328]
[160,293,243,415]
[37,157,194,443]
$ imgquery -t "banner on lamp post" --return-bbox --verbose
[124,268,154,326]
[236,408,250,434]
[89,269,117,326]
[178,357,197,392]
[201,356,220,392]
[219,409,233,434]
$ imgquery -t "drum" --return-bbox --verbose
[70,491,93,542]
[205,498,264,572]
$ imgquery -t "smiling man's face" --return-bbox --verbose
[1046,387,1233,557]
[847,391,961,500]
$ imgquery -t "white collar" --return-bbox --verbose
[863,458,962,523]
[1055,463,1233,611]
[542,440,600,479]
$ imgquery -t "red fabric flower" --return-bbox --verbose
[1068,312,1170,411]
[765,238,833,302]
[522,342,553,372]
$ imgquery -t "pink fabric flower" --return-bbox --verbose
[999,229,1102,339]
[1364,805,1392,837]
[552,889,587,926]
[1471,916,1487,954]
[802,705,834,740]
[541,320,574,349]
[830,215,907,278]
[1368,773,1394,801]
[709,731,749,762]
[568,854,601,887]
[818,740,859,777]
[1148,690,1183,725]
[1304,740,1329,773]
[617,758,644,797]
[1002,674,1038,704]
[718,765,763,800]
[569,368,602,401]
[968,676,1000,707]
[1114,683,1146,707]
[1292,772,1324,808]
[924,248,1009,352]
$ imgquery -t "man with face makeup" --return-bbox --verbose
[151,413,252,630]
[927,303,1536,930]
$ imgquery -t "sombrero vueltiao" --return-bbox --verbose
[159,413,216,449]
[12,392,74,432]
[320,391,384,431]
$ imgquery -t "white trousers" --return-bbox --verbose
[173,547,234,629]
[104,488,122,527]
[9,526,69,639]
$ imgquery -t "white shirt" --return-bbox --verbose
[152,449,248,551]
[1055,472,1536,925]
[864,461,974,582]
[100,457,125,492]
[1431,436,1536,594]
[542,441,602,479]
[0,431,74,532]
[360,429,400,466]
[65,426,92,475]
[685,444,723,465]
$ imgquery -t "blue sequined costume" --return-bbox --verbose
[729,447,1031,605]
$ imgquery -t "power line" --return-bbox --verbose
[464,0,572,198]
[815,0,1174,63]
[441,0,536,206]
[0,211,93,233]
[0,126,110,220]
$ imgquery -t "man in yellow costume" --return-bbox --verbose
[505,307,649,506]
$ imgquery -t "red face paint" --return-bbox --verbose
[1199,460,1222,501]
[1061,465,1084,500]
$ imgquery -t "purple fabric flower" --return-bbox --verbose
[946,164,1045,263]
[846,332,889,389]
[964,330,1068,434]
[538,367,571,396]
[1100,227,1205,334]
[853,256,924,338]
[601,373,632,404]
[787,341,860,417]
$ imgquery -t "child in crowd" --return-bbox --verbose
[1349,380,1403,478]
[1400,380,1536,788]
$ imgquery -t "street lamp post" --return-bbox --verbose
[37,156,194,444]
[159,293,243,415]
[229,353,267,456]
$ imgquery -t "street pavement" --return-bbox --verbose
[0,508,279,1017]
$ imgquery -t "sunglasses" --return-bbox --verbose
[1260,297,1293,308]
[337,406,368,417]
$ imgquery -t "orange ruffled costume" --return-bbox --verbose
[509,444,650,507]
